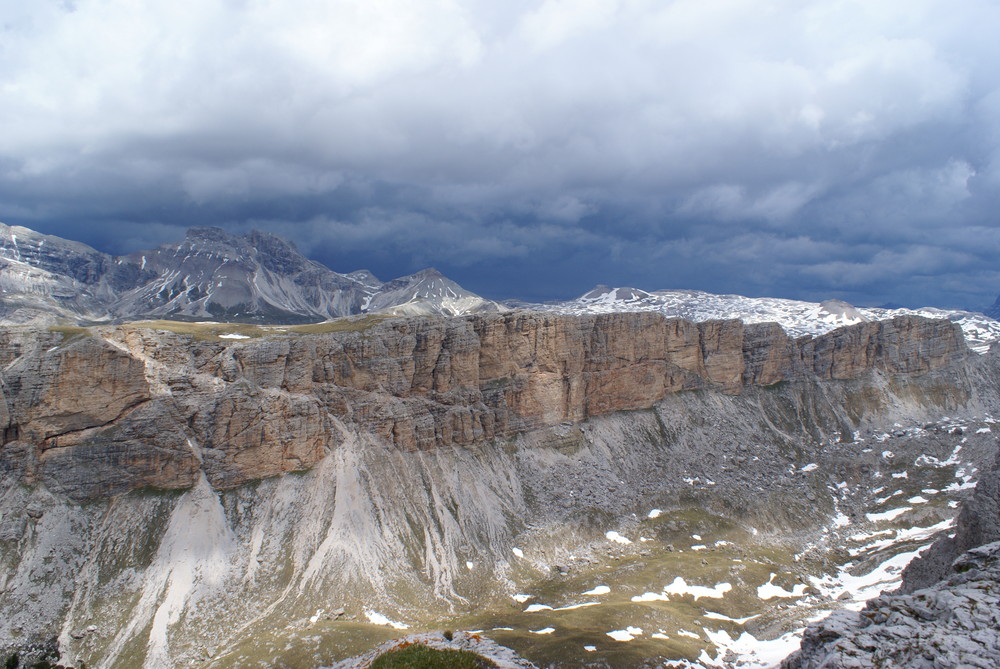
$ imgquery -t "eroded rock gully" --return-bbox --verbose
[0,312,968,500]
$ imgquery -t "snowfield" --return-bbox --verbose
[520,286,1000,353]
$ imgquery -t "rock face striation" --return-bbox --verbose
[0,312,968,500]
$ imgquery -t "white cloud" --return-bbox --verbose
[1,0,999,307]
[518,0,622,52]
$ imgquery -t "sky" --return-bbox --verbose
[2,0,1000,309]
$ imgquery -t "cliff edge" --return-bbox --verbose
[0,312,968,500]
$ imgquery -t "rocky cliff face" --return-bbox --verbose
[0,312,967,500]
[0,311,994,669]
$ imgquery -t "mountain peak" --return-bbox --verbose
[0,223,499,324]
[184,226,233,243]
[579,285,650,302]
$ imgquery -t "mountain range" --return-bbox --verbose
[3,221,1000,352]
[0,223,502,325]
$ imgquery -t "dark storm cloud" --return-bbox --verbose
[1,0,1000,308]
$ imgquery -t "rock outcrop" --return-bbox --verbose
[897,448,1000,594]
[781,542,1000,669]
[0,312,969,499]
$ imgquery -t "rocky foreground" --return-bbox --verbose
[783,542,1000,669]
[783,446,1000,669]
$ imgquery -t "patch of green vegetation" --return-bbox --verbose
[287,314,390,334]
[121,320,268,341]
[119,314,390,340]
[369,644,497,669]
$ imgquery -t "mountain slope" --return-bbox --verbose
[0,223,503,324]
[365,268,504,316]
[110,227,379,323]
[0,224,152,323]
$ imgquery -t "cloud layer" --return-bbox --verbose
[2,0,999,307]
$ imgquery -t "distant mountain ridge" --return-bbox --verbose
[521,284,1000,353]
[0,223,503,324]
[3,222,1000,354]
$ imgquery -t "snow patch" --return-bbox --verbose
[700,629,804,669]
[582,585,610,596]
[607,626,643,641]
[703,611,759,625]
[365,611,409,630]
[606,531,632,545]
[756,573,808,600]
[865,507,911,522]
[633,577,732,602]
[524,604,553,613]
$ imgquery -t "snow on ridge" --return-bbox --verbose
[523,286,1000,352]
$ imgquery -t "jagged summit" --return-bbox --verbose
[0,223,504,324]
[366,266,504,317]
[115,226,376,322]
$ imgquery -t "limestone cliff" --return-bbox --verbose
[0,311,993,669]
[0,312,967,500]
